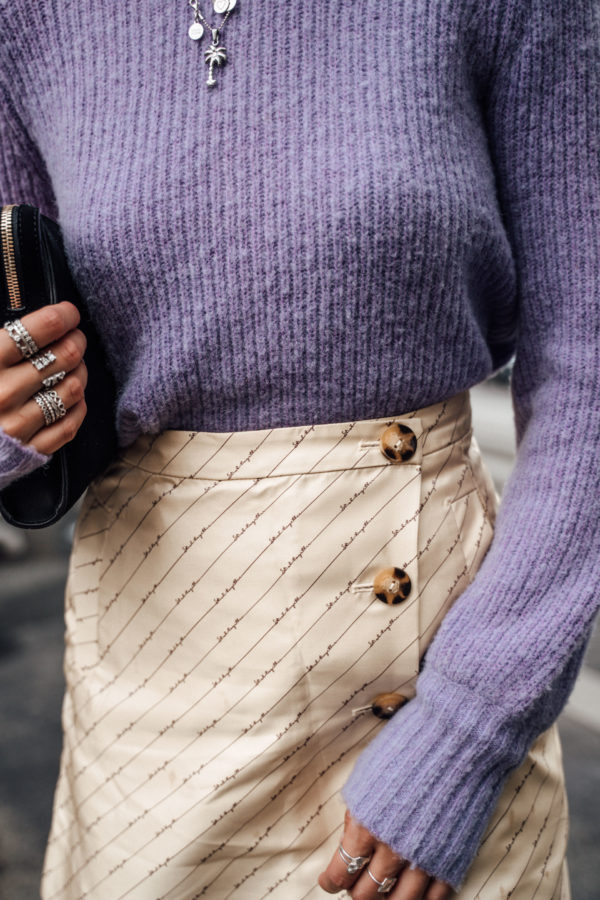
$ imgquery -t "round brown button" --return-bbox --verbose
[371,692,408,719]
[379,423,417,462]
[373,566,412,604]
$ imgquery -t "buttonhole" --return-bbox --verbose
[349,582,374,594]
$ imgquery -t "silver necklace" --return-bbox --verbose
[188,0,237,87]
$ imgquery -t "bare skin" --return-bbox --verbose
[318,810,455,900]
[0,301,88,455]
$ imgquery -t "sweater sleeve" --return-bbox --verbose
[341,0,600,891]
[0,58,56,488]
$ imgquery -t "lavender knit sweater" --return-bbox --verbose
[1,0,599,891]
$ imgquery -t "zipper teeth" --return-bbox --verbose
[1,204,23,311]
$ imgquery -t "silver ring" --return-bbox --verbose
[337,844,371,874]
[41,370,66,389]
[367,868,397,893]
[33,388,67,426]
[30,348,57,372]
[3,318,39,358]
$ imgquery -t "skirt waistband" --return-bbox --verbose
[116,389,472,481]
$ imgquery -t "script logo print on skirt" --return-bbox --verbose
[40,390,570,900]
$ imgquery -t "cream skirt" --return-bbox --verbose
[40,388,570,899]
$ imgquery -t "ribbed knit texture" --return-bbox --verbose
[0,424,50,489]
[1,0,599,890]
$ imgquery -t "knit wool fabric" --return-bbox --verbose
[1,0,599,891]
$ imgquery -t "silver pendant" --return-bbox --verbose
[214,0,236,12]
[188,21,204,40]
[204,28,227,86]
[188,0,204,40]
[188,0,204,39]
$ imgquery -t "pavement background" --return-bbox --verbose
[0,376,598,899]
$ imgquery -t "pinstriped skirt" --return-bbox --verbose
[40,388,570,899]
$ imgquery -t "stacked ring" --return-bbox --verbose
[337,843,371,874]
[41,370,67,389]
[367,868,398,893]
[30,348,57,371]
[3,318,39,358]
[34,388,67,426]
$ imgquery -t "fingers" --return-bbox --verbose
[0,303,89,457]
[353,862,454,900]
[382,865,429,900]
[27,396,88,457]
[352,859,452,900]
[348,843,407,899]
[0,301,81,368]
[423,878,455,900]
[1,361,88,451]
[0,326,87,412]
[318,810,376,894]
[385,866,453,900]
[316,811,453,900]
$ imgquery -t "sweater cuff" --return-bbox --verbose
[0,426,51,490]
[341,666,536,892]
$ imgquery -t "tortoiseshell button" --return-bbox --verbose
[371,692,408,719]
[379,423,417,462]
[373,566,412,604]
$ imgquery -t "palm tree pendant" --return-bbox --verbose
[204,28,227,86]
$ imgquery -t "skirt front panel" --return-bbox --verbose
[41,389,569,899]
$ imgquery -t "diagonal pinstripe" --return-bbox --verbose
[45,461,424,868]
[69,510,470,860]
[47,426,392,845]
[40,393,571,900]
[87,460,386,704]
[520,781,565,898]
[47,430,422,892]
[48,426,496,896]
[62,464,408,782]
[51,461,465,860]
[457,734,566,898]
[77,424,353,663]
[64,428,337,725]
[48,422,482,892]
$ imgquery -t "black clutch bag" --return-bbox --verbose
[0,203,119,528]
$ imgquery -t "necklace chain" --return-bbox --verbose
[188,0,236,87]
[189,0,234,34]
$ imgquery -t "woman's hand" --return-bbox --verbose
[0,301,88,455]
[318,810,454,899]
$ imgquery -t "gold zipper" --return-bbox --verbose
[1,204,23,311]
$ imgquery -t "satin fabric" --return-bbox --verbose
[40,389,570,899]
